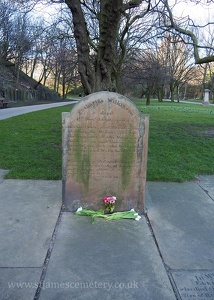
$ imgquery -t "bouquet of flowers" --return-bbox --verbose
[75,198,141,224]
[103,196,116,213]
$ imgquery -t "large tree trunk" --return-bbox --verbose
[65,0,142,94]
[65,0,95,95]
[157,85,164,102]
[95,0,123,92]
[170,81,175,102]
[65,0,124,94]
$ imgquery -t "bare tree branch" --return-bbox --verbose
[163,0,214,64]
[122,0,143,11]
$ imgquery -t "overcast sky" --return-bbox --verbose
[33,0,214,40]
[171,0,214,24]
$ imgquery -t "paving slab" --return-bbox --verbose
[0,268,42,300]
[0,180,62,267]
[146,181,214,270]
[39,213,176,300]
[198,175,214,201]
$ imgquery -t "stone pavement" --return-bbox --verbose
[0,174,214,300]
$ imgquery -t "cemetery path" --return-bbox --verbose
[0,174,213,300]
[0,100,78,120]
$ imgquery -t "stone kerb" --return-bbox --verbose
[62,91,149,214]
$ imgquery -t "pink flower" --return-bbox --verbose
[103,196,117,213]
[103,196,116,204]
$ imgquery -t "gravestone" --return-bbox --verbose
[62,91,149,213]
[203,89,210,106]
[171,270,214,300]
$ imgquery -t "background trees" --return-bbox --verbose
[1,0,214,101]
[62,0,214,94]
[120,34,197,102]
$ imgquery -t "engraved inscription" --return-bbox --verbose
[172,271,214,299]
[67,125,138,180]
[76,98,134,120]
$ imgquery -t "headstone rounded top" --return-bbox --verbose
[70,91,142,121]
[62,91,149,213]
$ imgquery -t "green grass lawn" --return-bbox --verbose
[0,101,213,182]
[0,105,73,179]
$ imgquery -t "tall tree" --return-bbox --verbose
[64,0,151,94]
[0,0,17,62]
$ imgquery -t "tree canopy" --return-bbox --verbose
[5,0,214,95]
[61,0,214,94]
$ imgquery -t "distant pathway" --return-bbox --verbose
[0,100,78,120]
[163,99,214,105]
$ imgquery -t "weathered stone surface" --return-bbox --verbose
[146,181,214,270]
[0,268,42,300]
[0,180,61,267]
[171,270,214,300]
[39,214,176,300]
[62,91,149,213]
